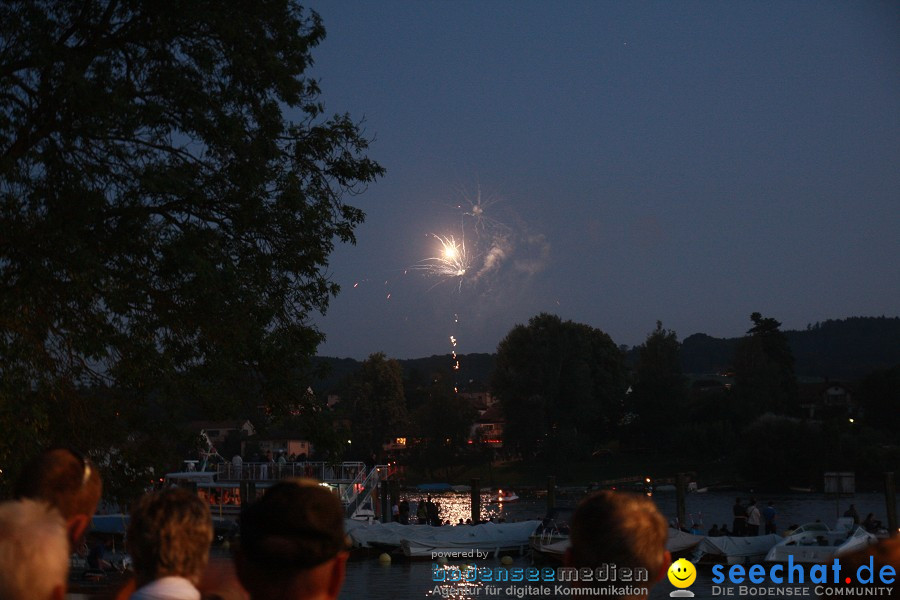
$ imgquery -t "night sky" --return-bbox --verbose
[306,1,899,360]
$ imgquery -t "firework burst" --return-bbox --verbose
[411,233,471,291]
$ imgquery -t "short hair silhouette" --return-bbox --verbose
[127,487,213,587]
[15,448,102,521]
[236,478,348,600]
[0,499,69,600]
[568,490,669,587]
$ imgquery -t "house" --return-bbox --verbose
[383,437,410,452]
[246,430,312,460]
[470,404,504,447]
[191,420,256,444]
[458,391,497,413]
[799,382,854,419]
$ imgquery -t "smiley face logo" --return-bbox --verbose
[667,558,697,589]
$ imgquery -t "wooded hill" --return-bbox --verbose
[680,316,900,379]
[312,316,900,390]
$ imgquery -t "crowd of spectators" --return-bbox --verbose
[2,448,897,600]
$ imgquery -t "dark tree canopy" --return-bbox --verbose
[408,391,475,479]
[733,312,798,417]
[857,364,900,440]
[628,321,688,451]
[0,1,383,497]
[343,353,407,461]
[492,313,627,461]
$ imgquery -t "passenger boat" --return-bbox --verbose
[165,460,384,520]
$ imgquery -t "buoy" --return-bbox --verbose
[500,555,513,565]
[378,553,392,565]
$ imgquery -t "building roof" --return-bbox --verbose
[477,405,504,423]
[189,419,255,432]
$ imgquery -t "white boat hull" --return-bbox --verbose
[399,520,541,558]
[693,534,783,565]
[765,523,876,564]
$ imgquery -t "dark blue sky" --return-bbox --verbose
[307,1,899,360]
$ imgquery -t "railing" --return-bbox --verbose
[340,467,369,507]
[215,461,366,483]
[343,465,391,519]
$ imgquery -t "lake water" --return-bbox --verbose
[339,490,898,600]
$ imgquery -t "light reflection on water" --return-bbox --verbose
[340,490,896,600]
[402,492,545,525]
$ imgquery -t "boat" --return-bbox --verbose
[528,505,575,560]
[531,537,569,561]
[165,460,383,520]
[530,527,703,562]
[529,525,570,558]
[693,534,783,565]
[491,489,519,503]
[400,520,542,558]
[347,521,444,551]
[687,482,708,493]
[667,529,706,556]
[764,518,877,564]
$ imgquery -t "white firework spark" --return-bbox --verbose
[412,234,471,290]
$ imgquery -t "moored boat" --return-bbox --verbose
[764,519,877,564]
[530,527,703,563]
[693,534,783,565]
[667,528,706,557]
[347,521,443,551]
[400,520,542,558]
[490,489,519,503]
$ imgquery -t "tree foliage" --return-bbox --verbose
[736,413,825,488]
[856,364,900,441]
[732,312,798,417]
[0,1,383,498]
[491,313,627,461]
[408,391,475,478]
[628,321,688,451]
[343,353,407,461]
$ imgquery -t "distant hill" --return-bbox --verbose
[309,353,496,393]
[313,316,900,389]
[681,316,900,379]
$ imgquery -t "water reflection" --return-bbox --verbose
[402,491,545,525]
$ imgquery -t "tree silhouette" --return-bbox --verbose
[0,1,384,498]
